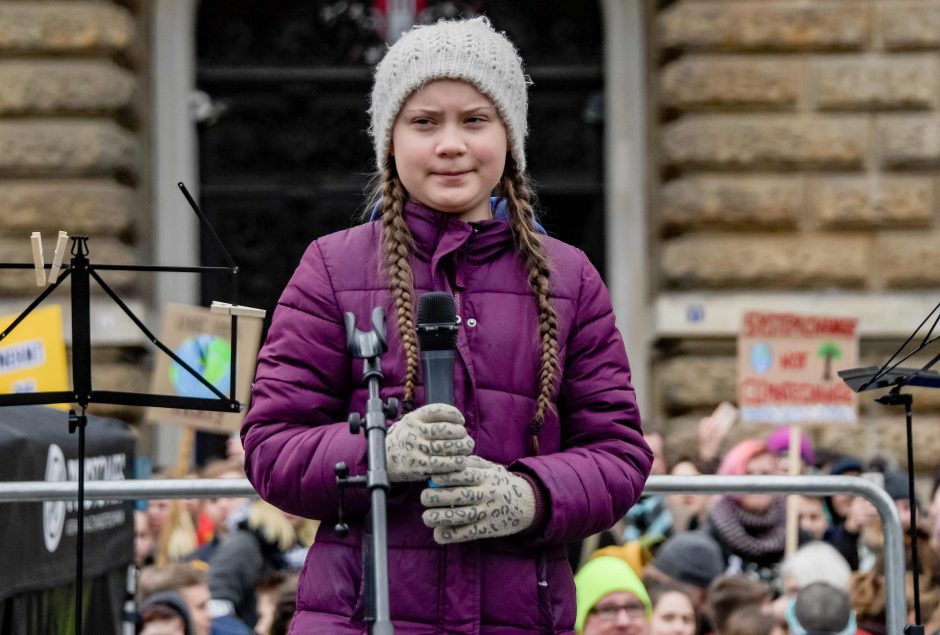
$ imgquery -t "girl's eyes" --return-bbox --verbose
[409,116,489,126]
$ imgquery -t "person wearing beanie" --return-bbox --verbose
[765,426,815,472]
[575,556,652,635]
[643,530,725,631]
[137,591,194,635]
[706,439,791,587]
[241,15,652,633]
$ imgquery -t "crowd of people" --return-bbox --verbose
[130,408,939,635]
[133,439,309,635]
[570,408,940,635]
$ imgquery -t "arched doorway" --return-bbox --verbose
[194,0,607,316]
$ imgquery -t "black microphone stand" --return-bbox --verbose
[335,306,397,635]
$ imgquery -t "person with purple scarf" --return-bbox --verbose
[240,17,652,634]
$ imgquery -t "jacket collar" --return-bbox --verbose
[402,200,513,272]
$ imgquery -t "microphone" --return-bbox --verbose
[416,292,459,406]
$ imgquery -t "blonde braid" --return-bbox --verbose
[500,164,559,455]
[379,172,420,410]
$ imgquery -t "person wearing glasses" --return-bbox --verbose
[575,555,652,635]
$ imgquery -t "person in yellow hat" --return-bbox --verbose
[575,555,652,635]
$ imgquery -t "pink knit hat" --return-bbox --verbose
[717,438,770,476]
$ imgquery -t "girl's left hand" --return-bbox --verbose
[419,456,536,543]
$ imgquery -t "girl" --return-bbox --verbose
[241,16,652,634]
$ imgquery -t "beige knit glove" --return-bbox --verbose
[420,456,536,544]
[385,404,474,483]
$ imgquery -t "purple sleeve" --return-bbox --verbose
[510,251,652,544]
[240,240,373,520]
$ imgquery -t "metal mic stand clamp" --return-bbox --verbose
[334,306,397,635]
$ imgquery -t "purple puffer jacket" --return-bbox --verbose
[242,201,652,634]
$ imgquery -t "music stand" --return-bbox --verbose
[838,301,940,635]
[0,183,243,635]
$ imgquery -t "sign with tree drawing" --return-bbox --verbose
[737,311,859,425]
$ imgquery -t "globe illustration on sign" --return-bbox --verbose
[749,342,774,374]
[170,334,231,398]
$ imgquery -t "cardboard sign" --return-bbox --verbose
[0,305,69,409]
[146,303,262,433]
[737,311,858,425]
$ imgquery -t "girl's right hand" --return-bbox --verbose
[385,404,475,483]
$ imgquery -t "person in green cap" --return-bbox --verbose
[575,555,652,635]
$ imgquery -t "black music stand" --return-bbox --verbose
[838,301,940,635]
[0,183,243,635]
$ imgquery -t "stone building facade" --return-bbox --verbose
[652,0,940,469]
[2,0,939,471]
[0,1,149,422]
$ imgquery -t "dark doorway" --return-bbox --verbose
[196,0,606,319]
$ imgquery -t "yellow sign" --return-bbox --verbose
[0,305,69,409]
[146,303,262,433]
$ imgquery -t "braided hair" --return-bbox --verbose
[367,157,559,454]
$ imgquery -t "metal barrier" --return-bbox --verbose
[0,474,906,635]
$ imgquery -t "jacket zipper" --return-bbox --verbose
[454,291,462,323]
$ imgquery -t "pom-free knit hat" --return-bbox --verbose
[369,16,529,171]
[828,455,863,476]
[652,530,726,588]
[766,426,815,467]
[717,438,769,476]
[574,556,652,634]
[884,470,915,503]
[138,591,194,635]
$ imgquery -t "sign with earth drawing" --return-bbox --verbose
[146,303,262,433]
[737,311,859,425]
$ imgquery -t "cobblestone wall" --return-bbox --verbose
[0,1,148,419]
[651,0,940,468]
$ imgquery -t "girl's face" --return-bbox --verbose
[739,452,778,514]
[391,79,508,222]
[650,591,695,635]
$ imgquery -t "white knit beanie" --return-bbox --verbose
[369,16,530,171]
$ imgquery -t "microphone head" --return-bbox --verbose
[417,292,458,351]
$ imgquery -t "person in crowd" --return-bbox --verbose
[827,489,878,571]
[254,573,298,635]
[623,424,672,544]
[706,575,772,635]
[663,458,710,534]
[208,500,316,628]
[647,582,695,635]
[139,563,249,635]
[849,568,887,635]
[643,530,726,616]
[705,439,788,586]
[722,607,781,635]
[797,495,830,540]
[188,458,249,565]
[137,594,191,635]
[575,555,652,635]
[771,541,852,623]
[823,455,865,533]
[926,472,940,552]
[590,542,654,578]
[267,578,298,635]
[239,15,652,633]
[786,582,857,635]
[154,498,199,565]
[765,426,815,474]
[136,508,156,567]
